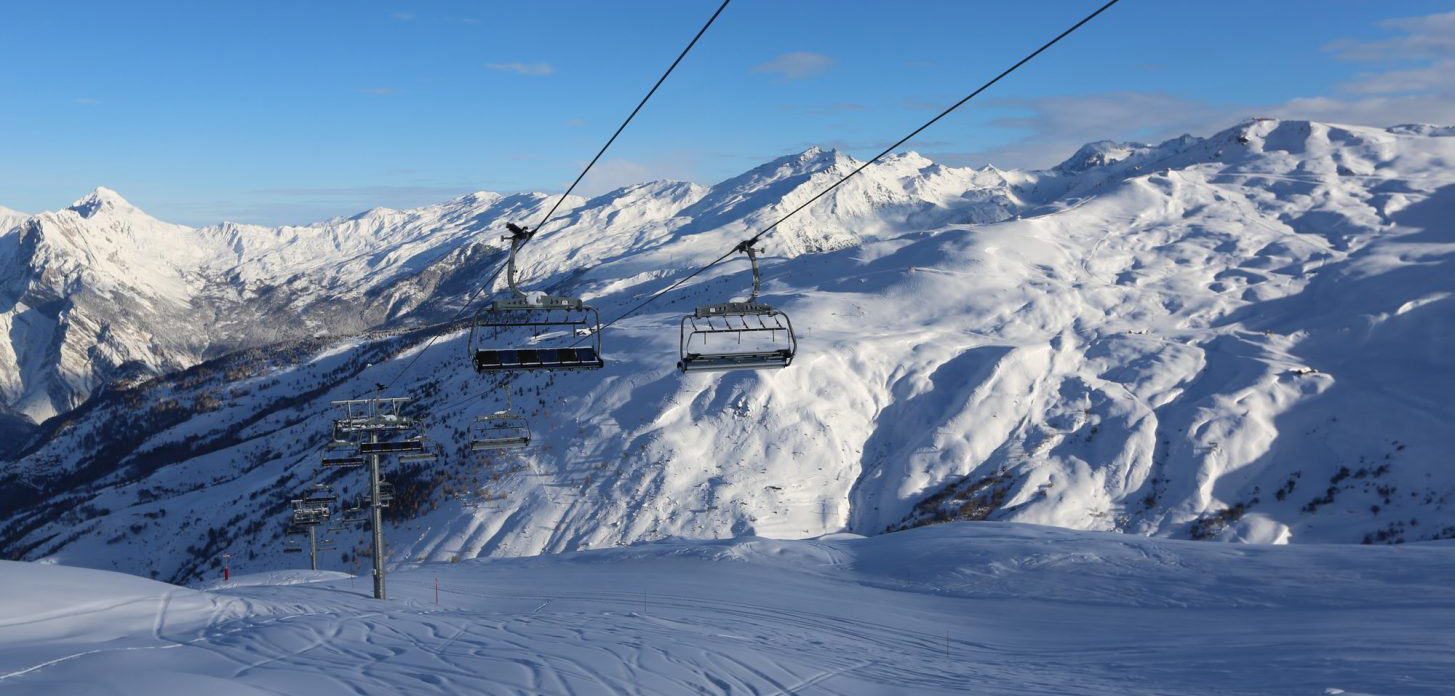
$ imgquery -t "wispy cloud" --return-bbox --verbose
[391,12,414,21]
[930,10,1455,170]
[359,87,400,95]
[1325,11,1455,62]
[74,97,98,105]
[573,155,699,197]
[752,52,835,81]
[485,61,554,76]
[565,119,587,127]
[253,185,476,199]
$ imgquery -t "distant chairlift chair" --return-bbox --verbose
[471,411,531,451]
[678,241,797,373]
[470,223,604,372]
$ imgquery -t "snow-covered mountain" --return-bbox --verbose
[0,148,1021,425]
[2,118,1453,585]
[0,187,580,424]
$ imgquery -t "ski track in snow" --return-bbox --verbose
[3,524,1454,695]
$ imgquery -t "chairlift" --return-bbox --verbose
[326,429,358,450]
[283,526,306,553]
[303,483,337,505]
[470,223,604,372]
[378,481,395,507]
[470,408,532,451]
[678,241,796,372]
[292,504,328,526]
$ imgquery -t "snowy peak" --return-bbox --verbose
[1055,140,1155,173]
[67,186,138,219]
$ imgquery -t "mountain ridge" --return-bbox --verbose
[3,118,1453,586]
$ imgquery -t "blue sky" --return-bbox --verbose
[3,0,1454,225]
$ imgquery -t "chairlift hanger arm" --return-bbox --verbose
[735,240,761,304]
[503,223,535,299]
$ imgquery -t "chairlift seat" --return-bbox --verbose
[472,435,531,451]
[473,346,602,372]
[322,456,365,468]
[359,439,425,454]
[679,348,794,373]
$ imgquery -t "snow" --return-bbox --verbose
[3,118,1455,590]
[1,523,1451,694]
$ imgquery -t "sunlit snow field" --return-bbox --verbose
[2,523,1451,695]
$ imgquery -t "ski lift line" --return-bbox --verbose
[528,0,731,237]
[377,255,512,395]
[377,2,728,394]
[586,0,1122,338]
[738,0,1119,251]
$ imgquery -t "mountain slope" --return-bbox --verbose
[2,119,1454,586]
[0,149,1022,424]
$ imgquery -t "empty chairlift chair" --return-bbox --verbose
[679,241,797,373]
[471,411,531,451]
[470,223,604,372]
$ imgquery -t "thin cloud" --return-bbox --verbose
[574,155,699,197]
[74,98,99,105]
[931,10,1455,171]
[565,119,587,127]
[252,185,480,202]
[1325,10,1455,62]
[391,12,414,21]
[752,52,835,81]
[359,87,400,95]
[485,61,555,76]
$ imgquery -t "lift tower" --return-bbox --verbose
[327,397,435,600]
